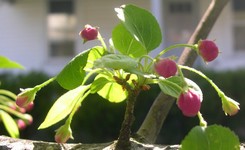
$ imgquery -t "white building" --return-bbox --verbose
[0,0,244,75]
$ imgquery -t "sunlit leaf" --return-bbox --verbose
[0,56,24,69]
[0,110,19,138]
[90,77,110,94]
[181,125,240,150]
[84,46,105,69]
[38,85,90,129]
[112,23,147,58]
[95,74,127,103]
[56,47,105,90]
[115,4,162,52]
[98,82,127,103]
[56,50,90,90]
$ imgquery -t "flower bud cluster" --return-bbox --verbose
[0,89,34,135]
[14,88,36,130]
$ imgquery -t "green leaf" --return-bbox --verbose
[90,77,109,94]
[56,50,90,90]
[158,78,183,98]
[115,4,162,52]
[98,82,127,103]
[0,56,24,69]
[38,85,90,129]
[93,54,138,70]
[0,89,17,100]
[56,47,105,90]
[0,110,19,138]
[181,125,240,150]
[112,23,147,58]
[157,77,202,99]
[95,74,127,103]
[185,78,203,102]
[84,46,105,69]
[167,76,186,88]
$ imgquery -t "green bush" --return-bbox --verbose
[0,70,244,144]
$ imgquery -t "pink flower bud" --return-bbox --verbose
[7,102,17,110]
[55,125,73,143]
[198,40,219,62]
[16,88,36,108]
[79,24,98,43]
[16,96,29,108]
[17,119,27,130]
[154,58,177,78]
[23,114,33,125]
[18,107,26,113]
[24,102,34,112]
[221,96,240,116]
[177,89,201,117]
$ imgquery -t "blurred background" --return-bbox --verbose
[0,0,245,145]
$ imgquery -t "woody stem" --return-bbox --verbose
[115,79,140,150]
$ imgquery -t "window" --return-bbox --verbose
[233,0,245,51]
[233,0,245,11]
[163,0,198,56]
[169,2,192,14]
[48,0,76,57]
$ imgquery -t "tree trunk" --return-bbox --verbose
[136,0,230,143]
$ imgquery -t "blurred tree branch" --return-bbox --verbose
[136,0,230,143]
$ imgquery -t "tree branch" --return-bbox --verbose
[136,0,230,143]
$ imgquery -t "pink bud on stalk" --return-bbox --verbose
[24,102,34,112]
[16,88,36,108]
[221,96,240,116]
[79,24,98,43]
[177,89,202,117]
[17,119,27,130]
[16,114,33,130]
[23,114,33,125]
[17,107,27,113]
[154,58,177,78]
[55,124,73,143]
[198,40,219,62]
[16,96,28,108]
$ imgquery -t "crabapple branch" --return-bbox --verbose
[136,0,230,143]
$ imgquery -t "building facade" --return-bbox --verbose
[0,0,244,74]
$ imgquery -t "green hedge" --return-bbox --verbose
[0,70,244,144]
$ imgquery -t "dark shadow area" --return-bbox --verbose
[0,69,244,144]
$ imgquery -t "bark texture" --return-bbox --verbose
[137,0,230,143]
[0,136,180,150]
[1,136,245,150]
